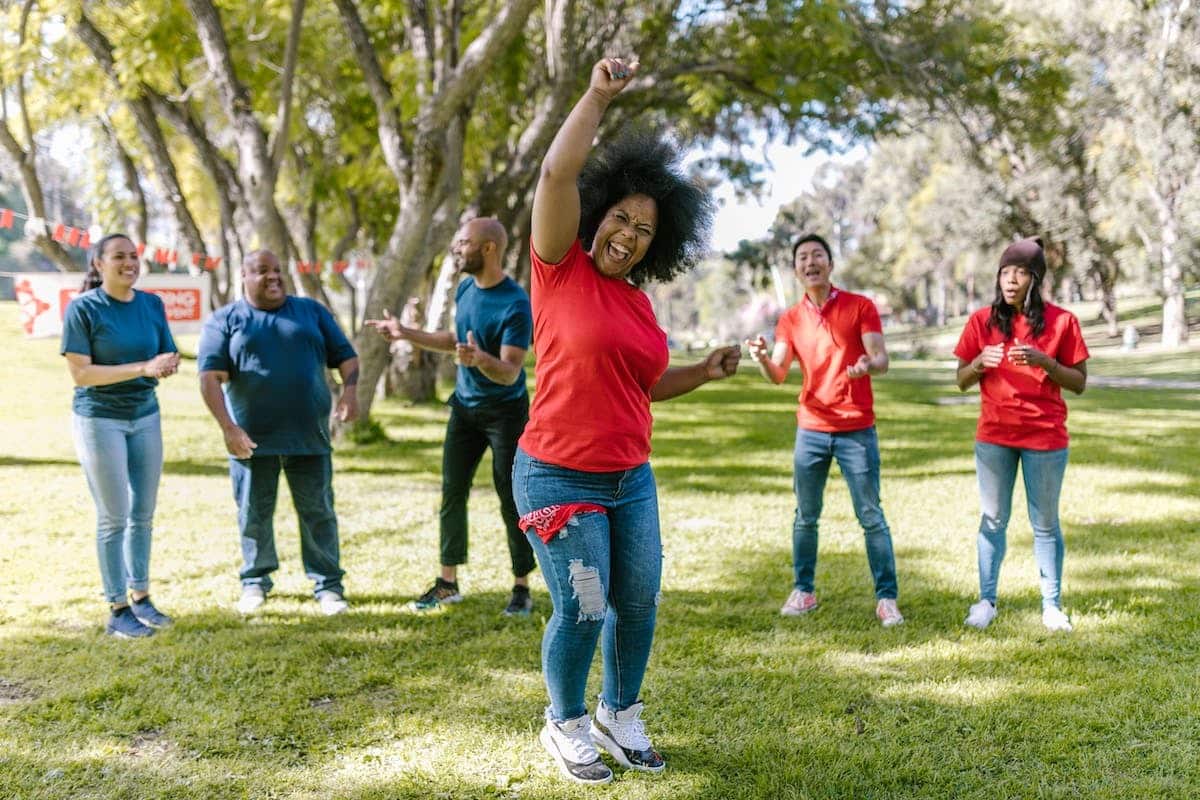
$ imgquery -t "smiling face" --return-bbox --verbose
[998,264,1034,310]
[95,236,140,296]
[793,240,833,292]
[590,194,658,279]
[451,221,489,276]
[243,251,286,310]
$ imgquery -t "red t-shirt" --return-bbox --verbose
[774,288,883,432]
[953,304,1089,450]
[519,240,670,472]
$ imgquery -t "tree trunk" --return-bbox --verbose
[1158,198,1188,347]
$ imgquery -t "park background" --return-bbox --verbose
[2,1,1199,798]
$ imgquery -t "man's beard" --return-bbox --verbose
[457,252,484,274]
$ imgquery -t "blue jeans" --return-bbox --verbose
[512,448,661,722]
[974,442,1069,609]
[72,412,163,604]
[792,426,898,599]
[229,453,345,596]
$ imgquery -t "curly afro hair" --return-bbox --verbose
[577,128,714,286]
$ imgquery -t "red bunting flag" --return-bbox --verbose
[167,250,178,265]
[205,256,222,271]
[333,260,348,274]
[136,242,146,258]
[66,228,82,247]
[79,231,91,249]
[0,209,13,229]
[52,223,66,242]
[154,248,169,264]
[191,253,202,267]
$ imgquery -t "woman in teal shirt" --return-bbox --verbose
[61,233,181,638]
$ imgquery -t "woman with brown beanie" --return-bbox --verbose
[953,237,1089,632]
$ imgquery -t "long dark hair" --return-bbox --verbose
[988,240,1047,340]
[82,233,134,292]
[577,128,713,286]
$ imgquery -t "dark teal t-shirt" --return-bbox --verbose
[196,297,357,456]
[452,276,532,407]
[60,288,177,420]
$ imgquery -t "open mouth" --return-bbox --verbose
[606,241,632,265]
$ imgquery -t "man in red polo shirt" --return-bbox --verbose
[747,233,902,627]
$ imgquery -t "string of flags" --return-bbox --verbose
[0,206,372,275]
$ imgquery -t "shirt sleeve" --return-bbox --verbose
[60,298,93,357]
[317,304,357,367]
[953,315,982,362]
[530,238,582,289]
[150,294,178,354]
[1056,313,1090,366]
[502,294,533,349]
[196,310,233,373]
[858,298,883,335]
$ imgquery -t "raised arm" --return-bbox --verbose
[364,309,456,352]
[745,335,793,385]
[531,57,638,263]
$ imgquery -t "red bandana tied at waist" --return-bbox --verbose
[518,503,608,544]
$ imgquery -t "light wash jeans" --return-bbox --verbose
[72,412,163,604]
[513,448,661,722]
[792,426,898,599]
[974,442,1069,609]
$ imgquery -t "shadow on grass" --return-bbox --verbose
[2,509,1199,799]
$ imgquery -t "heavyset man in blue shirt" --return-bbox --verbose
[197,250,359,616]
[367,217,535,615]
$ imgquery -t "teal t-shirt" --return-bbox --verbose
[60,288,177,420]
[452,276,532,407]
[196,297,356,456]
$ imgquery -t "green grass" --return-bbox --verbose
[1,301,1198,799]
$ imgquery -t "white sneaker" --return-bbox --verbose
[538,709,613,785]
[875,598,904,627]
[236,585,266,615]
[317,591,349,616]
[964,600,996,629]
[1042,606,1073,632]
[593,699,665,773]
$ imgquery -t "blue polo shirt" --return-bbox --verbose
[60,288,177,420]
[452,276,532,407]
[197,296,357,455]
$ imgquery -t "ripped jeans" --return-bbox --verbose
[513,448,662,722]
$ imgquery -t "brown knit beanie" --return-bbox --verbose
[999,237,1046,281]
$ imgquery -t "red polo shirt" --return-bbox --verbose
[774,288,883,432]
[519,240,670,472]
[953,304,1089,450]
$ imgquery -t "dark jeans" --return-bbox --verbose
[440,395,535,577]
[230,453,345,596]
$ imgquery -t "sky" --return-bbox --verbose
[707,140,866,253]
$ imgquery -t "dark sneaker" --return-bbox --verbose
[593,699,665,773]
[106,606,155,639]
[411,578,462,611]
[502,585,533,616]
[130,596,173,628]
[538,709,613,785]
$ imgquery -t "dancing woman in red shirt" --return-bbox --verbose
[516,57,740,784]
[954,238,1089,632]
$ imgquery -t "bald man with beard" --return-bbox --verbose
[367,218,536,616]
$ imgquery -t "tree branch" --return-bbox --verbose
[269,0,307,172]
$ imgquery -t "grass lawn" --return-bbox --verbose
[1,300,1198,799]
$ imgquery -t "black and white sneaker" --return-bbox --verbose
[538,708,614,785]
[593,699,665,773]
[502,585,533,616]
